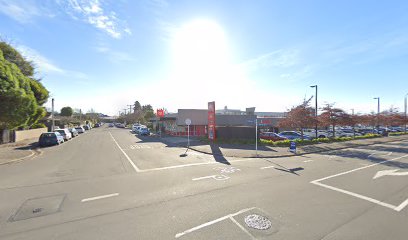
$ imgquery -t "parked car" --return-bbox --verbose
[83,125,91,130]
[55,129,72,141]
[69,128,79,137]
[260,132,287,141]
[302,129,329,139]
[139,127,150,136]
[132,124,141,133]
[109,123,114,127]
[75,126,85,133]
[39,132,64,147]
[94,123,100,127]
[278,131,311,140]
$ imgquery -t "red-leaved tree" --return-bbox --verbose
[278,97,316,139]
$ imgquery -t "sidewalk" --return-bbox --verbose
[0,138,39,165]
[188,135,408,158]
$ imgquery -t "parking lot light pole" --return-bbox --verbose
[374,97,380,131]
[405,93,407,133]
[310,85,318,139]
[351,108,355,138]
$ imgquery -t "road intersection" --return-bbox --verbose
[0,126,407,239]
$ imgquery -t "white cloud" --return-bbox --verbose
[242,49,300,72]
[16,45,64,74]
[63,0,131,39]
[94,43,135,63]
[0,0,42,23]
[16,44,89,80]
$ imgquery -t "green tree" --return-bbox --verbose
[142,104,155,121]
[134,101,142,113]
[0,48,37,129]
[60,106,74,117]
[0,42,35,77]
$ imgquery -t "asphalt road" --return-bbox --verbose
[0,126,407,239]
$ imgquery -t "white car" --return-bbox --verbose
[55,128,72,141]
[302,129,329,139]
[75,126,85,133]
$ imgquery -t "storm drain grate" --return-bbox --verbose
[244,214,272,230]
[10,194,66,222]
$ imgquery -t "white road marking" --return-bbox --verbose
[395,198,408,212]
[109,132,141,173]
[214,166,241,173]
[192,174,230,181]
[175,207,255,238]
[81,193,119,202]
[368,151,392,159]
[260,166,275,169]
[311,154,408,212]
[303,160,314,163]
[373,169,408,179]
[229,216,256,240]
[312,181,398,210]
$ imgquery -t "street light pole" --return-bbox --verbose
[310,85,318,139]
[51,98,55,131]
[405,94,407,133]
[374,97,380,131]
[351,109,355,138]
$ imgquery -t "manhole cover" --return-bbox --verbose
[244,214,272,230]
[10,194,65,221]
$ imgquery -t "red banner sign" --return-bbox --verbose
[208,101,216,140]
[156,109,164,118]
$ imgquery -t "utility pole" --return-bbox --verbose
[310,85,318,139]
[51,98,55,131]
[127,104,133,114]
[405,93,407,133]
[79,109,82,123]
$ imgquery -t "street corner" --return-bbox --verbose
[0,147,38,165]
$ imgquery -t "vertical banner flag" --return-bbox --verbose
[156,109,164,118]
[208,101,216,140]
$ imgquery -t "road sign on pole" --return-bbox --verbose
[185,118,191,148]
[289,141,297,154]
[255,118,258,156]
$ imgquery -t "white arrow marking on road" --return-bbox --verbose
[373,169,408,179]
[192,174,230,181]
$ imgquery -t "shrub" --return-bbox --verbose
[30,123,46,129]
[389,132,408,136]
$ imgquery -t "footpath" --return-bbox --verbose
[187,135,408,158]
[0,138,39,165]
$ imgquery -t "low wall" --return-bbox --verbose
[14,128,48,142]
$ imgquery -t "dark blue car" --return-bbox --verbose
[39,132,64,147]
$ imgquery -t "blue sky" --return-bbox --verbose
[1,0,407,116]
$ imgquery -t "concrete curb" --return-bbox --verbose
[187,137,407,159]
[0,148,38,165]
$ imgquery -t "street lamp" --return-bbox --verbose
[405,93,407,133]
[351,108,355,138]
[374,97,380,131]
[310,85,318,139]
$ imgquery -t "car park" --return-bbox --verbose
[260,132,287,141]
[278,131,311,140]
[302,129,329,139]
[55,128,72,141]
[75,126,85,133]
[39,132,64,147]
